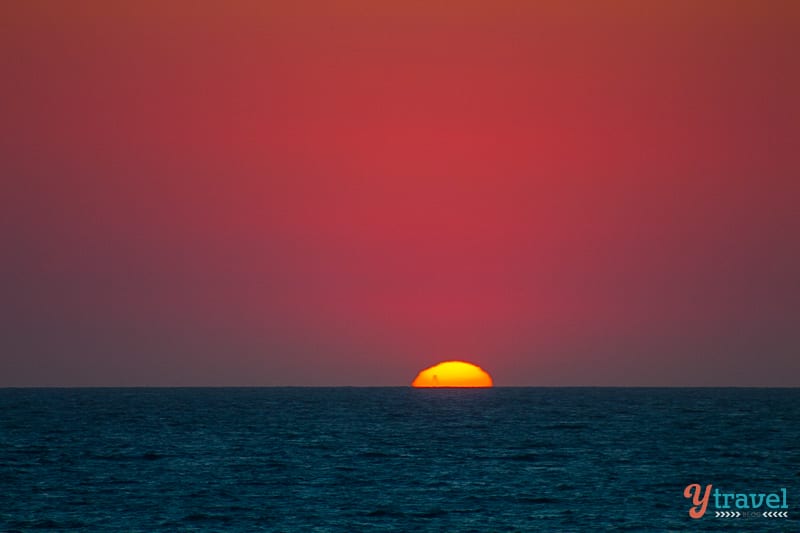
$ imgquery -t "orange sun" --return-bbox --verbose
[411,361,493,388]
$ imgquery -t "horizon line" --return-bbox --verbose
[2,385,799,390]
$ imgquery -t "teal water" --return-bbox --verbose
[1,388,798,531]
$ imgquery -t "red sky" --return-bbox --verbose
[2,1,798,386]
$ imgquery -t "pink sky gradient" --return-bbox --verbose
[1,2,798,385]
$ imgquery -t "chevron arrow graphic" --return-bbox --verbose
[714,510,749,518]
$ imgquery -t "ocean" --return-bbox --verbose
[1,388,798,531]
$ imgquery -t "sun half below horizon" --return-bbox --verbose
[411,361,493,388]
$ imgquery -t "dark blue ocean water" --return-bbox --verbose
[1,388,798,531]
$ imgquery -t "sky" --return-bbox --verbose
[1,1,798,386]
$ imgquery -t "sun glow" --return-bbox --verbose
[411,361,493,388]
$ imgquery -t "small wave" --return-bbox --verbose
[15,446,50,456]
[141,451,165,460]
[82,450,171,461]
[513,440,555,449]
[182,512,233,523]
[541,423,589,430]
[367,508,405,518]
[85,452,131,461]
[508,453,539,462]
[517,496,559,504]
[358,451,397,459]
[414,508,448,518]
[12,518,86,529]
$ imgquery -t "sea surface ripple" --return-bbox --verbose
[1,387,798,531]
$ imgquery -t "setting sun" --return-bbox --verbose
[411,361,493,388]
